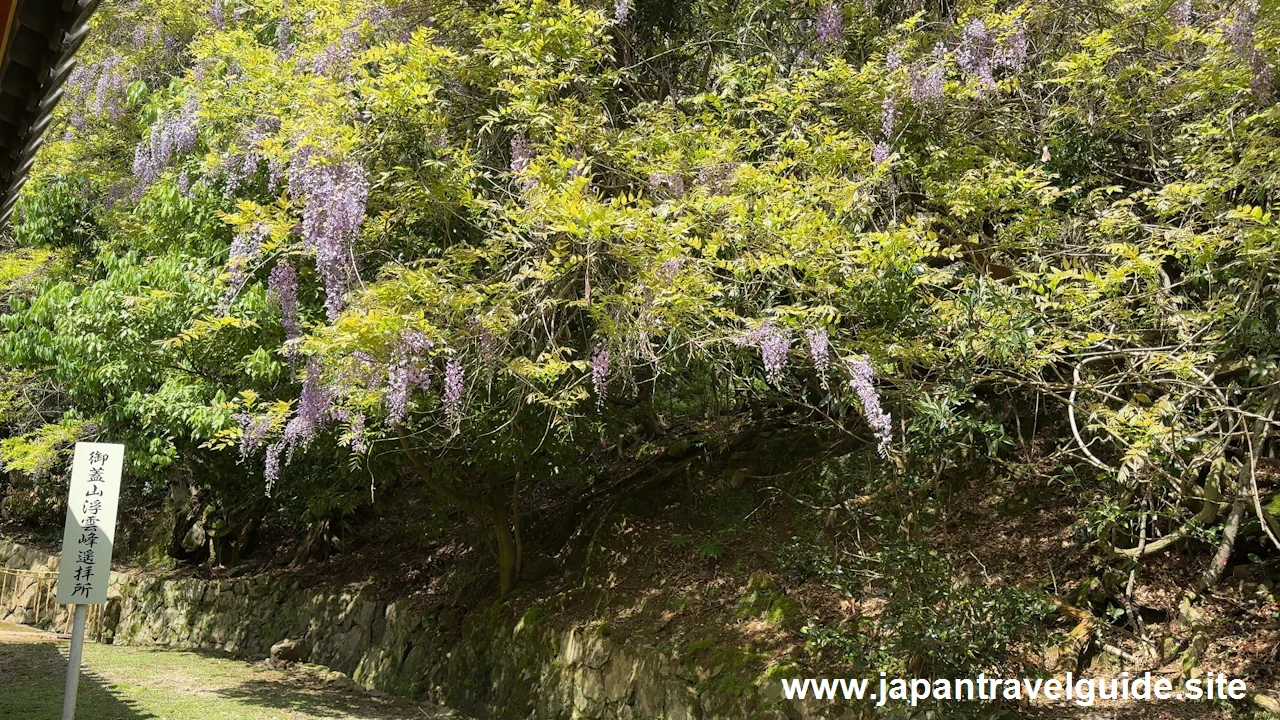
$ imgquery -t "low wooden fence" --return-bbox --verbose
[0,566,106,638]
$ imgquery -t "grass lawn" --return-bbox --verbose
[0,623,463,720]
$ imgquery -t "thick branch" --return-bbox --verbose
[1193,492,1247,595]
[396,428,468,507]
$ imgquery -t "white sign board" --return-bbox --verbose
[56,443,124,606]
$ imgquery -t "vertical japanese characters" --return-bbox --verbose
[69,449,111,600]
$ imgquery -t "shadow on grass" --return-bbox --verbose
[0,640,157,720]
[211,678,413,719]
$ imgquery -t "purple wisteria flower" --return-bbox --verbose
[510,134,533,172]
[1221,1,1273,103]
[591,346,610,408]
[1250,53,1275,104]
[649,172,686,199]
[443,358,464,424]
[957,19,996,90]
[237,413,271,459]
[736,324,791,386]
[346,414,368,454]
[816,3,844,46]
[386,330,433,423]
[264,442,283,496]
[886,50,902,72]
[82,55,127,121]
[1170,0,1192,26]
[881,96,898,139]
[278,15,294,57]
[910,64,946,106]
[309,7,393,76]
[659,258,685,284]
[219,223,269,312]
[210,0,226,29]
[615,0,631,24]
[477,326,501,364]
[806,327,830,385]
[133,25,163,51]
[509,134,539,192]
[993,19,1029,71]
[222,120,276,198]
[847,358,892,457]
[872,141,891,165]
[1225,0,1258,55]
[697,163,735,195]
[910,43,947,107]
[288,150,370,320]
[268,261,301,341]
[133,95,199,197]
[163,34,179,60]
[313,30,360,75]
[282,360,334,460]
[267,156,286,194]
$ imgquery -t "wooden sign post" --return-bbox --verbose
[55,442,124,720]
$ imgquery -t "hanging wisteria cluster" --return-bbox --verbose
[956,18,1030,92]
[591,346,610,408]
[993,20,1029,71]
[615,0,630,24]
[288,149,370,320]
[1170,0,1192,26]
[282,360,334,460]
[344,413,368,455]
[301,6,393,75]
[697,163,735,195]
[510,134,538,192]
[277,14,294,57]
[268,262,301,342]
[847,358,893,457]
[249,360,338,496]
[659,258,685,284]
[816,3,844,46]
[312,29,360,75]
[263,443,284,496]
[876,95,898,163]
[648,172,685,199]
[442,359,465,425]
[219,223,268,312]
[209,0,226,29]
[736,324,791,386]
[132,24,162,51]
[1223,1,1274,103]
[872,142,891,165]
[67,55,128,129]
[1224,0,1257,55]
[957,19,996,90]
[806,327,830,387]
[910,43,947,107]
[237,413,270,459]
[132,96,200,197]
[386,330,434,423]
[881,97,898,139]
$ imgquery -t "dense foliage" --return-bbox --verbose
[1,0,1278,619]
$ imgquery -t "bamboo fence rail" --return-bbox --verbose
[0,566,105,639]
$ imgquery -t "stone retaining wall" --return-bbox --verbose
[0,537,853,720]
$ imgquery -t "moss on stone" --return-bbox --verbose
[516,603,545,633]
[764,595,800,627]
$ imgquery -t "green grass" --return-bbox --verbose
[0,634,457,720]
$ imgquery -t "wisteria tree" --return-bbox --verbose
[1,0,1278,601]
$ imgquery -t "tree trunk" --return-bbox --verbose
[489,480,519,595]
